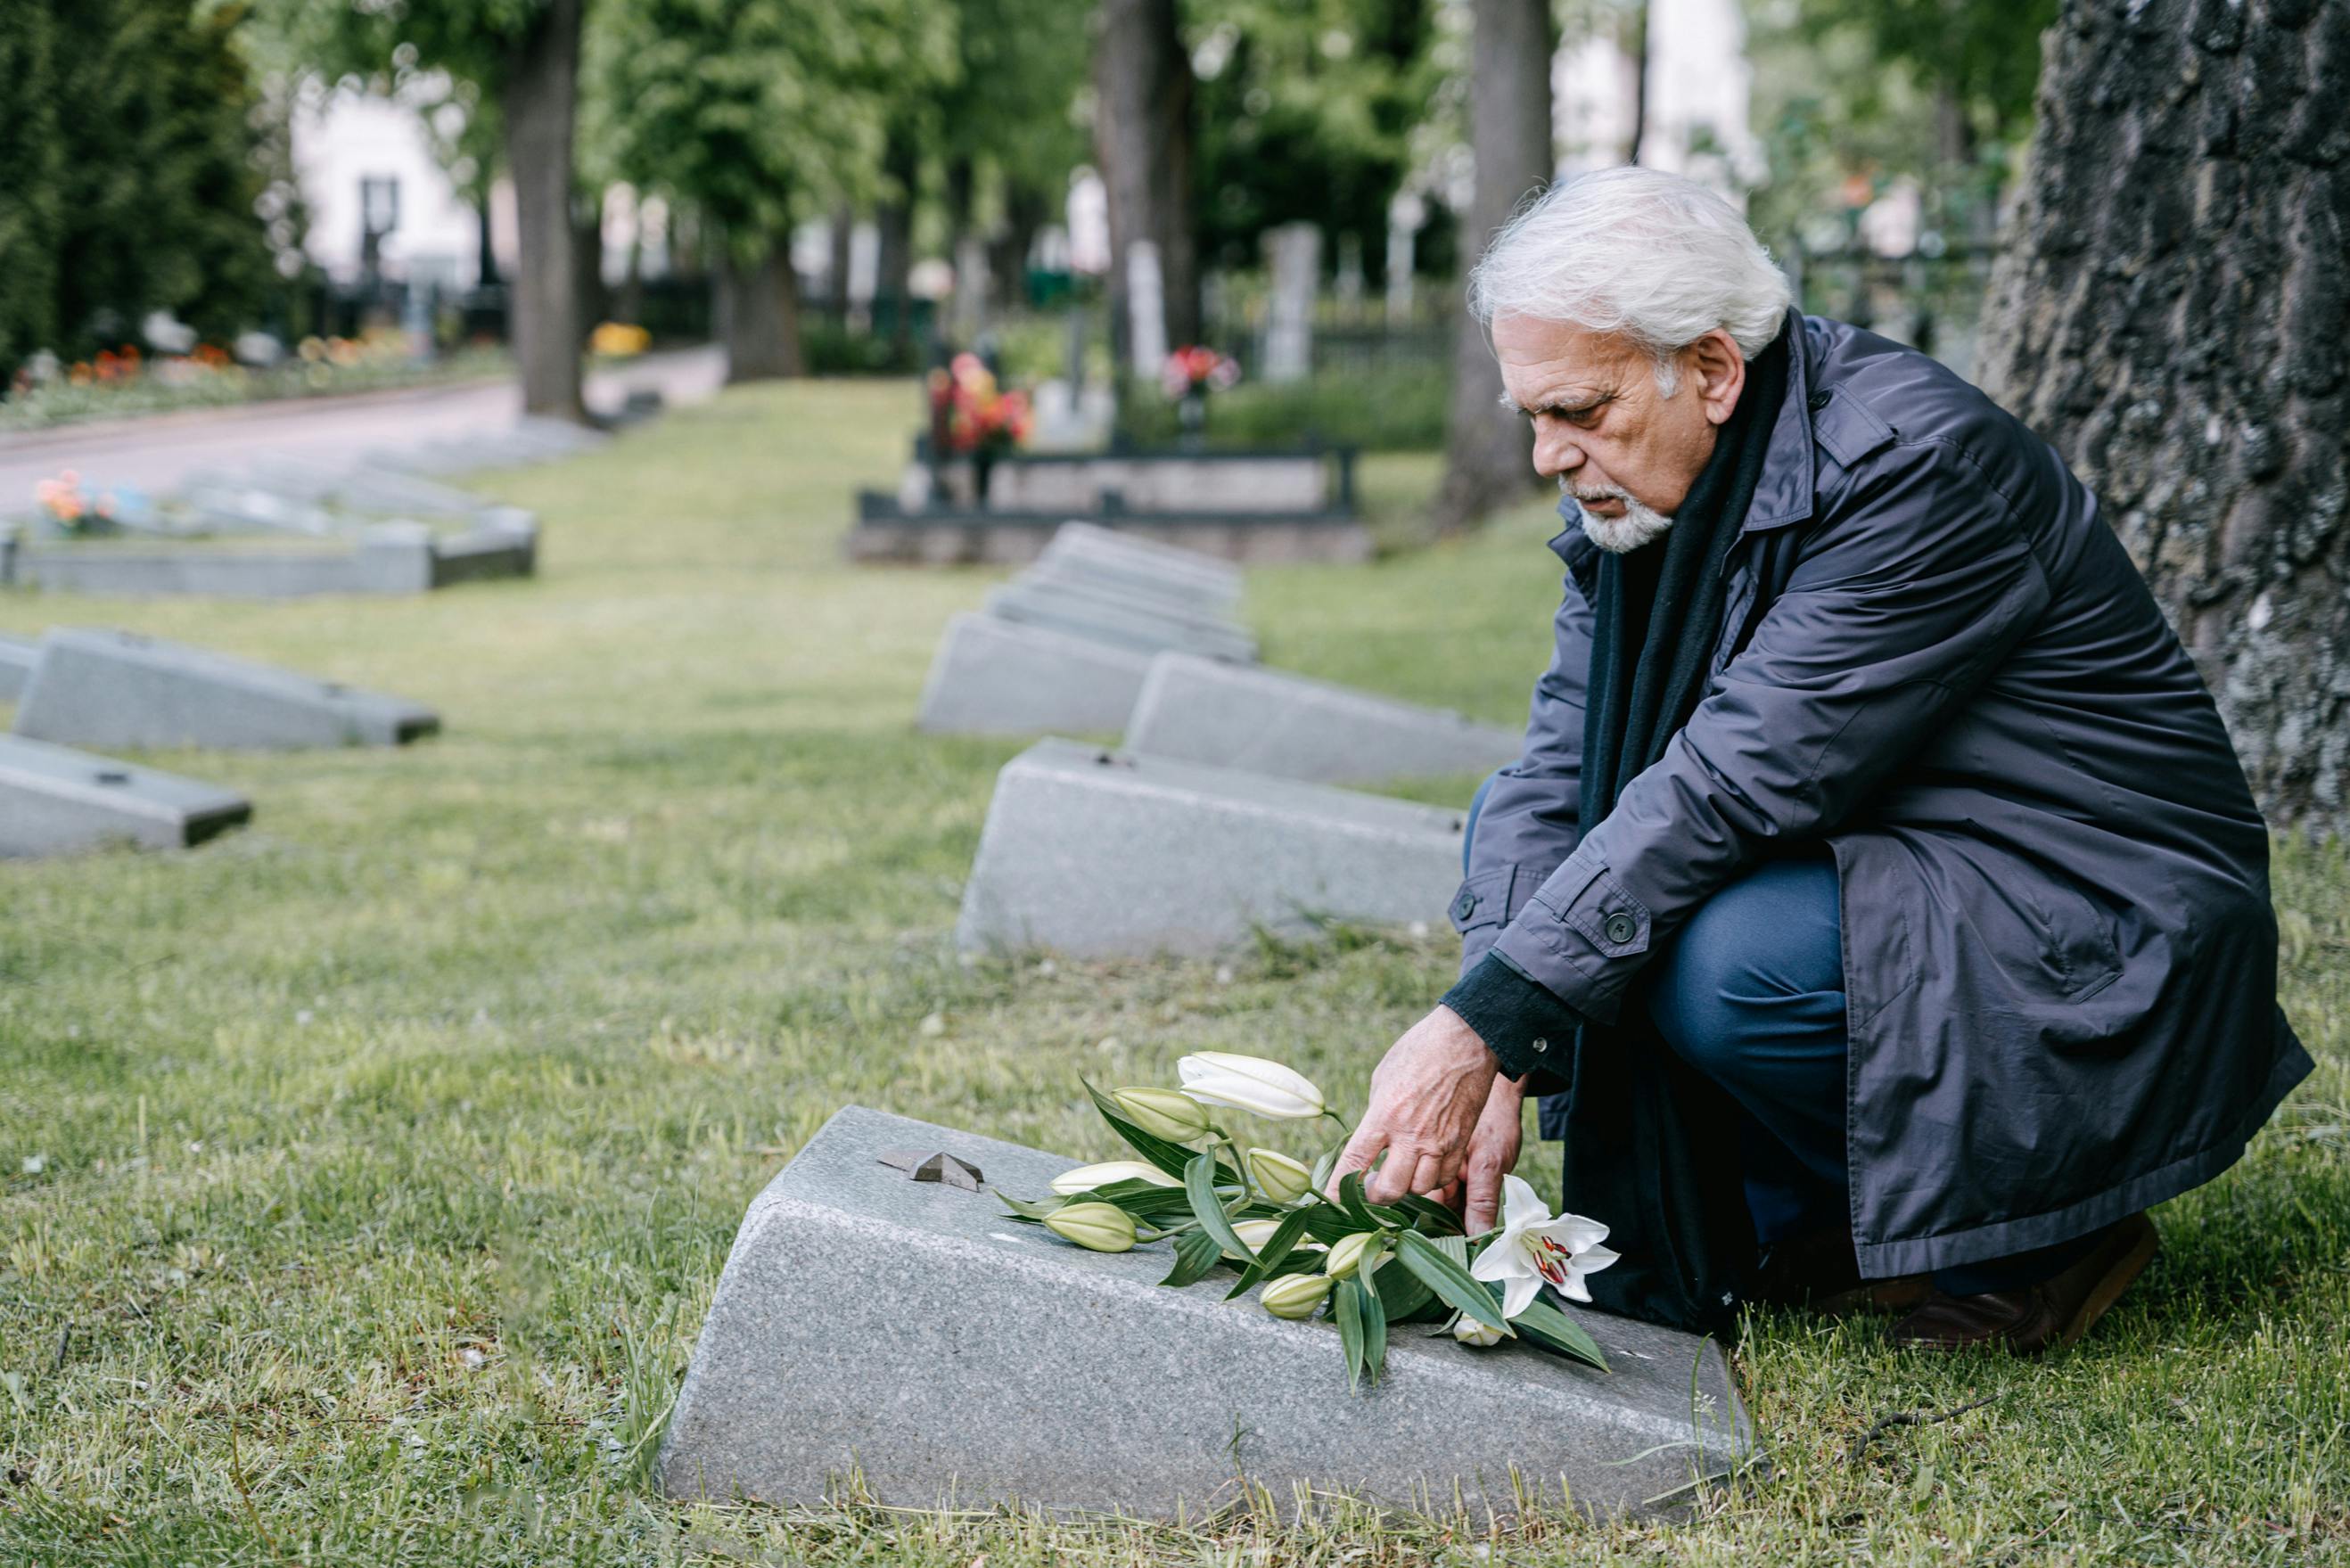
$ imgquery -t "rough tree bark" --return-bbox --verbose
[875,125,918,350]
[716,243,805,382]
[502,0,586,423]
[1431,0,1555,535]
[1093,0,1200,374]
[1979,0,2350,834]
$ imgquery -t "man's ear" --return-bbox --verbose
[1689,330,1746,427]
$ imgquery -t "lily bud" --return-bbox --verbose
[1246,1148,1313,1204]
[1451,1313,1506,1348]
[1049,1161,1180,1195]
[1045,1202,1137,1253]
[1261,1274,1335,1320]
[1113,1087,1212,1143]
[1325,1231,1381,1279]
[1176,1052,1326,1121]
[1223,1218,1327,1262]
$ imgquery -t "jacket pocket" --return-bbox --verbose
[1448,866,1516,935]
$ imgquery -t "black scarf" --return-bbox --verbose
[1557,327,1791,1336]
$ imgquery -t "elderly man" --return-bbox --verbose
[1331,167,2311,1351]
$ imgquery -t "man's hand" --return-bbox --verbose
[1330,1005,1501,1205]
[1457,1075,1526,1234]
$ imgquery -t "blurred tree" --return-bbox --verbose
[1187,0,1440,280]
[275,0,591,421]
[1431,0,1553,534]
[0,0,276,385]
[1096,0,1201,369]
[934,0,1093,315]
[1981,0,2350,833]
[596,0,949,382]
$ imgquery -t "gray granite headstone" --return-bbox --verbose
[13,628,438,751]
[0,633,37,702]
[915,613,1153,735]
[956,738,1462,956]
[0,735,251,858]
[984,580,1258,664]
[1041,521,1244,605]
[1126,653,1523,784]
[661,1105,1751,1519]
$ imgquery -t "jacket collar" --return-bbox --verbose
[1741,308,1815,535]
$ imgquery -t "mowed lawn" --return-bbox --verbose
[1,380,2346,1565]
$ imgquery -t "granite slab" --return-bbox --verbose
[916,613,1153,735]
[1125,654,1522,784]
[13,628,438,751]
[984,581,1258,663]
[660,1105,1753,1520]
[954,738,1463,956]
[0,735,251,858]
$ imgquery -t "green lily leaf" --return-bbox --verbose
[1361,1277,1388,1384]
[1514,1294,1610,1371]
[1081,1080,1237,1185]
[995,1191,1061,1222]
[1184,1152,1252,1262]
[1335,1172,1382,1230]
[1368,1253,1438,1320]
[1226,1207,1314,1300]
[1335,1277,1368,1392]
[1157,1228,1224,1288]
[1395,1230,1512,1336]
[1393,1193,1465,1236]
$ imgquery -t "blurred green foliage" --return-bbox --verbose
[1118,365,1449,452]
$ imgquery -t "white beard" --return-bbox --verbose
[1569,487,1676,554]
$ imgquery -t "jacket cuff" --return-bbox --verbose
[1440,950,1585,1082]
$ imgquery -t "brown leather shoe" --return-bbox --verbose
[1749,1227,1931,1316]
[1891,1213,2159,1354]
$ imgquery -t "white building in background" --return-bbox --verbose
[292,80,509,292]
[1554,0,1766,192]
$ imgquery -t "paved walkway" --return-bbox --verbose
[0,347,726,506]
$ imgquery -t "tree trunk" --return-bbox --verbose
[992,184,1048,313]
[1978,0,2350,835]
[826,201,854,318]
[1625,0,1649,165]
[502,0,585,422]
[717,243,805,383]
[1431,0,1555,536]
[574,196,607,336]
[875,125,918,349]
[1094,0,1199,374]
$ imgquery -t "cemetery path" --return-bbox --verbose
[0,345,725,503]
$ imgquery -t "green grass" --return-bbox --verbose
[1,379,2345,1565]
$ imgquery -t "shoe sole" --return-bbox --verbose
[2053,1214,2160,1350]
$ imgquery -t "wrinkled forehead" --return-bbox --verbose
[1491,315,1647,406]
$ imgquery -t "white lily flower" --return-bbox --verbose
[1468,1174,1620,1318]
[1451,1314,1507,1348]
[1049,1161,1180,1195]
[1177,1052,1327,1121]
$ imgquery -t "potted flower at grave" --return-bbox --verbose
[1002,1050,1616,1391]
[1160,345,1241,451]
[927,351,1032,505]
[31,470,119,538]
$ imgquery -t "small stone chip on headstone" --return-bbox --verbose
[1125,653,1523,784]
[955,739,1464,957]
[12,628,439,751]
[916,613,1153,736]
[0,735,251,858]
[984,579,1258,664]
[661,1105,1752,1519]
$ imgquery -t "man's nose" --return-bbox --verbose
[1532,426,1585,480]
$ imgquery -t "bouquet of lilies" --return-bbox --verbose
[1002,1052,1616,1390]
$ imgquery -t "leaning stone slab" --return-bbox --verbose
[1039,521,1245,606]
[916,612,1152,735]
[4,521,529,598]
[661,1104,1751,1519]
[0,633,37,702]
[984,580,1258,663]
[13,628,438,751]
[1017,558,1237,624]
[956,738,1463,956]
[0,735,251,858]
[1126,654,1523,784]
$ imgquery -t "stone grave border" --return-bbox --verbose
[1,517,537,598]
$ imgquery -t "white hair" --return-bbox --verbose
[1468,166,1793,395]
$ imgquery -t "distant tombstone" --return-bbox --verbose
[1041,521,1244,603]
[0,633,37,702]
[0,735,251,858]
[177,480,341,538]
[915,613,1152,736]
[1261,223,1322,384]
[661,1104,1752,1519]
[955,738,1463,956]
[1126,240,1170,373]
[13,628,439,751]
[1386,192,1425,326]
[1125,654,1522,784]
[982,579,1258,663]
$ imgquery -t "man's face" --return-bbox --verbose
[1492,315,1746,522]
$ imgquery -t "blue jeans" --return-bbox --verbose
[1464,774,2099,1293]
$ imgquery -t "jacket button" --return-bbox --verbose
[1808,390,1832,412]
[1530,1037,1549,1054]
[1453,891,1478,922]
[1604,912,1638,945]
